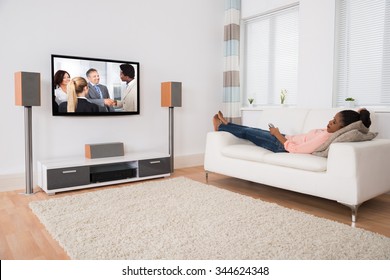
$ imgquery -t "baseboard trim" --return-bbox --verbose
[174,153,204,169]
[0,173,24,192]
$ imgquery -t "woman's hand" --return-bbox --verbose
[269,127,280,136]
[269,127,287,145]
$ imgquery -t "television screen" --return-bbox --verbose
[51,54,140,116]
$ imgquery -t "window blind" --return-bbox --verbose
[335,0,390,106]
[243,5,299,106]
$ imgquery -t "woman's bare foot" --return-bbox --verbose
[217,111,228,125]
[213,114,221,131]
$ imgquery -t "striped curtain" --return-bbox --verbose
[223,0,241,123]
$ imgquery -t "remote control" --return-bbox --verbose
[268,123,275,128]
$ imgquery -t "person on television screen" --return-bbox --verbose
[58,77,99,113]
[114,63,137,112]
[85,68,115,112]
[53,70,70,105]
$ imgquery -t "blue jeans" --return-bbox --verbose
[218,123,287,153]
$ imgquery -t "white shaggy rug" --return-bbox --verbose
[29,177,390,260]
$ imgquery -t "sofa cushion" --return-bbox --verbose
[221,144,272,162]
[221,144,327,172]
[263,153,328,172]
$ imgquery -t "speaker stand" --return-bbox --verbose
[168,107,174,173]
[24,106,33,195]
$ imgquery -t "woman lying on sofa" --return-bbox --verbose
[213,109,371,154]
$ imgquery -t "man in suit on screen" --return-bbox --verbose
[86,68,115,112]
[114,63,138,112]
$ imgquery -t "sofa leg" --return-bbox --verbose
[205,171,209,183]
[339,203,361,225]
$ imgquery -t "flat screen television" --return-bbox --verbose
[51,54,140,116]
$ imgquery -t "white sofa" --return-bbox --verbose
[204,108,390,222]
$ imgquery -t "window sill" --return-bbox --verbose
[241,105,390,113]
[241,105,295,111]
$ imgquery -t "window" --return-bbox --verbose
[335,0,390,107]
[243,5,299,106]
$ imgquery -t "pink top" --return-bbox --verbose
[284,129,332,154]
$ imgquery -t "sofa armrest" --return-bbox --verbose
[204,131,251,171]
[206,131,250,148]
[327,139,390,200]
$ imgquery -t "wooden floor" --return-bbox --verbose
[1,166,390,260]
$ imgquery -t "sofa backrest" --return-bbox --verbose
[302,108,340,133]
[257,108,309,135]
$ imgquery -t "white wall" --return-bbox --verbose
[242,0,297,16]
[0,0,224,188]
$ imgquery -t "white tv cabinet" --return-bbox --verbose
[37,152,171,195]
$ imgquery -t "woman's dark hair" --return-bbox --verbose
[339,109,371,128]
[53,70,70,88]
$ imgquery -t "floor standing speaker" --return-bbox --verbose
[161,82,182,172]
[15,72,41,106]
[15,71,41,195]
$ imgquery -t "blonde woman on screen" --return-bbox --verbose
[58,77,99,113]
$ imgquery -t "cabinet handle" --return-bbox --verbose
[149,161,161,164]
[62,170,77,174]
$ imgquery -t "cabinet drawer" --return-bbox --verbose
[138,157,170,177]
[47,166,90,190]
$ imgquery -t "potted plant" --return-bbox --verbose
[345,97,355,108]
[280,89,287,106]
[248,98,255,107]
